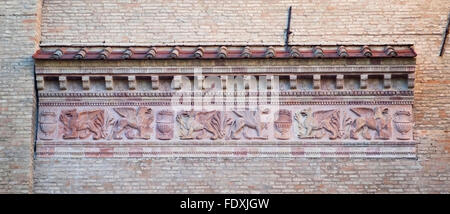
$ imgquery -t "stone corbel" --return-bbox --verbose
[290,75,297,90]
[313,74,321,89]
[36,76,44,90]
[384,74,391,89]
[151,76,159,90]
[82,76,90,90]
[173,75,182,90]
[360,74,368,89]
[59,76,67,90]
[196,75,204,90]
[244,75,251,89]
[266,75,273,90]
[105,75,113,90]
[128,76,136,90]
[408,73,415,89]
[221,76,228,90]
[336,74,344,89]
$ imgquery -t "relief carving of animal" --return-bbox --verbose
[229,108,269,140]
[176,110,231,140]
[294,108,340,139]
[349,107,392,140]
[112,107,154,140]
[59,109,106,140]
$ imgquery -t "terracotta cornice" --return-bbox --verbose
[33,45,416,60]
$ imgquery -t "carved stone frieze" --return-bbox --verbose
[35,64,416,158]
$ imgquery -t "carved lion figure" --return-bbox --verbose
[349,107,392,140]
[59,109,106,140]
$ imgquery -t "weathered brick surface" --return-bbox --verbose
[0,0,42,193]
[3,0,450,193]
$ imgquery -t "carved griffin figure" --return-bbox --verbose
[349,107,392,140]
[229,108,270,140]
[59,109,106,140]
[294,108,340,139]
[176,110,231,140]
[112,107,154,140]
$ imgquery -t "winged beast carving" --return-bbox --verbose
[349,107,392,140]
[294,108,340,139]
[112,107,154,139]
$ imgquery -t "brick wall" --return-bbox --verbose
[0,0,42,193]
[6,0,450,193]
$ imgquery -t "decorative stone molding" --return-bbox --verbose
[121,48,135,59]
[361,45,372,57]
[145,47,157,59]
[194,47,204,58]
[51,48,65,59]
[74,48,88,60]
[99,47,112,60]
[170,46,181,59]
[33,45,417,60]
[241,46,252,58]
[313,46,324,58]
[289,46,301,58]
[337,46,349,57]
[384,46,397,57]
[265,46,276,58]
[218,46,228,58]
